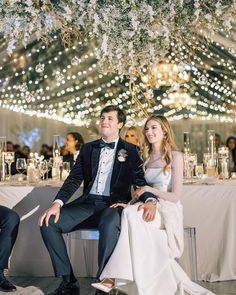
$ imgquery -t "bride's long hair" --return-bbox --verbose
[141,115,178,173]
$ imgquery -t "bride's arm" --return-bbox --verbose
[136,151,183,203]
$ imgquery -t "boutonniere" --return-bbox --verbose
[118,149,128,162]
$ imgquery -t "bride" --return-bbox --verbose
[92,115,214,295]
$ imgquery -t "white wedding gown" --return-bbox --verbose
[100,167,214,295]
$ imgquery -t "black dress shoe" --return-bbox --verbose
[0,276,17,292]
[49,281,80,295]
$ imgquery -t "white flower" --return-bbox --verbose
[118,149,128,162]
[7,39,16,55]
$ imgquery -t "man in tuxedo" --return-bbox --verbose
[0,205,20,292]
[39,105,156,295]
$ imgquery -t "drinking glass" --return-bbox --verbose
[16,158,27,181]
[195,164,204,179]
[38,161,48,181]
[61,162,70,181]
[4,152,15,180]
[53,135,61,158]
[188,153,197,181]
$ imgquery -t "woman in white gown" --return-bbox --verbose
[92,115,214,295]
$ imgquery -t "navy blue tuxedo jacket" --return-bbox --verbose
[54,138,155,205]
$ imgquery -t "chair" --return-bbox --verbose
[65,229,99,277]
[178,226,198,281]
[65,226,198,280]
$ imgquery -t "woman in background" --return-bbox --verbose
[63,132,84,169]
[124,126,143,147]
[226,136,236,173]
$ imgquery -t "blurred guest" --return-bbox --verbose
[13,144,21,153]
[226,136,236,172]
[215,133,222,151]
[123,126,143,147]
[233,148,236,172]
[63,132,84,169]
[6,141,14,152]
[40,144,51,160]
[21,145,31,159]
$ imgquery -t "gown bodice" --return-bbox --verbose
[145,167,172,193]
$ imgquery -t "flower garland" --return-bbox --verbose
[0,0,235,84]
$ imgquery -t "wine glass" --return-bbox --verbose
[4,152,15,181]
[61,162,70,181]
[195,163,204,179]
[38,161,48,181]
[16,158,27,182]
[188,153,197,182]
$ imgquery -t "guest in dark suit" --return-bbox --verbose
[39,105,156,295]
[0,205,20,292]
[62,132,84,170]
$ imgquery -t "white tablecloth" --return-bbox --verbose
[0,184,91,277]
[182,180,236,282]
[1,180,236,281]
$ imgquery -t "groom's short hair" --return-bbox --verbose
[100,105,126,126]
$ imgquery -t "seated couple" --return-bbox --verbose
[39,105,214,295]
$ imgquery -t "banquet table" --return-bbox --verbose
[0,182,91,277]
[0,180,236,281]
[181,179,236,282]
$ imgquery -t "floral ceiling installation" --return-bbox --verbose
[0,0,235,77]
[0,0,235,124]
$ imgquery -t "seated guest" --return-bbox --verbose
[6,141,14,152]
[63,132,84,169]
[215,133,222,151]
[123,126,143,147]
[40,144,51,160]
[226,136,236,172]
[0,205,20,292]
[21,145,31,159]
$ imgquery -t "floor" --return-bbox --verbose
[3,277,236,295]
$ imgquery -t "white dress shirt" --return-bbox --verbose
[89,138,118,196]
[54,138,119,206]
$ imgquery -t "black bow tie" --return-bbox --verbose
[99,140,115,149]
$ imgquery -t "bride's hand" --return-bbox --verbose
[110,203,128,208]
[138,202,156,222]
[134,185,151,198]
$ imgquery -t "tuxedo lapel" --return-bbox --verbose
[110,139,126,187]
[91,141,101,177]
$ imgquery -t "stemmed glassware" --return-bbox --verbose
[4,152,15,181]
[38,160,48,181]
[187,153,197,182]
[16,158,27,182]
[195,164,204,179]
[61,162,70,181]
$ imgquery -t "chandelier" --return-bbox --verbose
[162,89,196,109]
[140,61,191,88]
[129,61,191,116]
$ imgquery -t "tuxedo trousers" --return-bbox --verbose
[0,205,20,269]
[40,195,122,279]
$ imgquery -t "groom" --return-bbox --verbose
[39,105,156,295]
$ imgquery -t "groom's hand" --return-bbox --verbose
[38,203,61,227]
[138,202,156,222]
